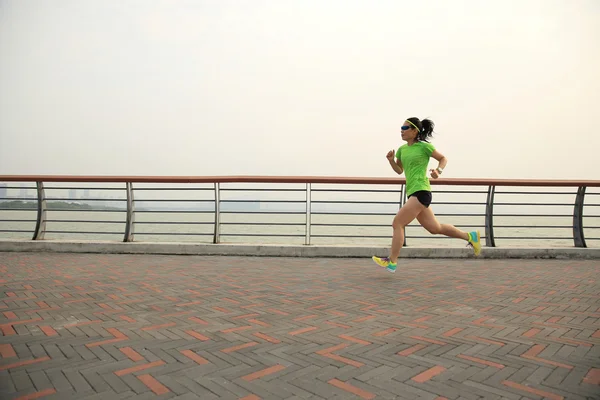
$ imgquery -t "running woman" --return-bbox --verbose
[372,117,481,273]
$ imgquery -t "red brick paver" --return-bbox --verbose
[137,374,170,395]
[0,253,599,399]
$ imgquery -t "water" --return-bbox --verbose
[1,209,597,248]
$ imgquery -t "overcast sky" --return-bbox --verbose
[0,0,598,180]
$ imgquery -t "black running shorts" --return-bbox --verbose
[408,190,432,208]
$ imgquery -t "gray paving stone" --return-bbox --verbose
[9,370,35,392]
[28,370,53,391]
[63,369,94,393]
[101,372,132,394]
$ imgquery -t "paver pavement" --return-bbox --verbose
[0,253,599,399]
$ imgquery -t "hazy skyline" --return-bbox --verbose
[1,0,598,180]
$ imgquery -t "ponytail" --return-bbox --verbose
[418,118,434,142]
[406,117,435,142]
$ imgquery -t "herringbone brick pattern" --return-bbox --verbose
[1,253,599,399]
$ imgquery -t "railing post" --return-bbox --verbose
[400,184,406,246]
[573,186,586,248]
[213,182,221,244]
[485,185,496,247]
[32,181,47,240]
[305,183,311,245]
[123,182,135,242]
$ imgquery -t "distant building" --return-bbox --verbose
[69,189,77,199]
[0,184,7,199]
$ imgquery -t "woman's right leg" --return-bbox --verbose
[389,196,425,263]
[372,196,425,271]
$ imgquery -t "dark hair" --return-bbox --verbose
[406,117,435,142]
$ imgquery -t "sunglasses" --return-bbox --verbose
[401,125,412,131]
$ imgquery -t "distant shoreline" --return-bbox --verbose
[0,200,123,211]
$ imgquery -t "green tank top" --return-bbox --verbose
[395,141,436,196]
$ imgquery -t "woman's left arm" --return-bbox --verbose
[429,150,448,179]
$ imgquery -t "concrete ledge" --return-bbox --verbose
[1,239,599,259]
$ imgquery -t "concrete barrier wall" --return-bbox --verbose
[1,239,599,259]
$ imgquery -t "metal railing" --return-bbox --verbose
[0,175,598,248]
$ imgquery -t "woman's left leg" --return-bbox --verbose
[417,206,482,255]
[416,206,469,241]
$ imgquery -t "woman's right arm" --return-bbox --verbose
[386,150,404,175]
